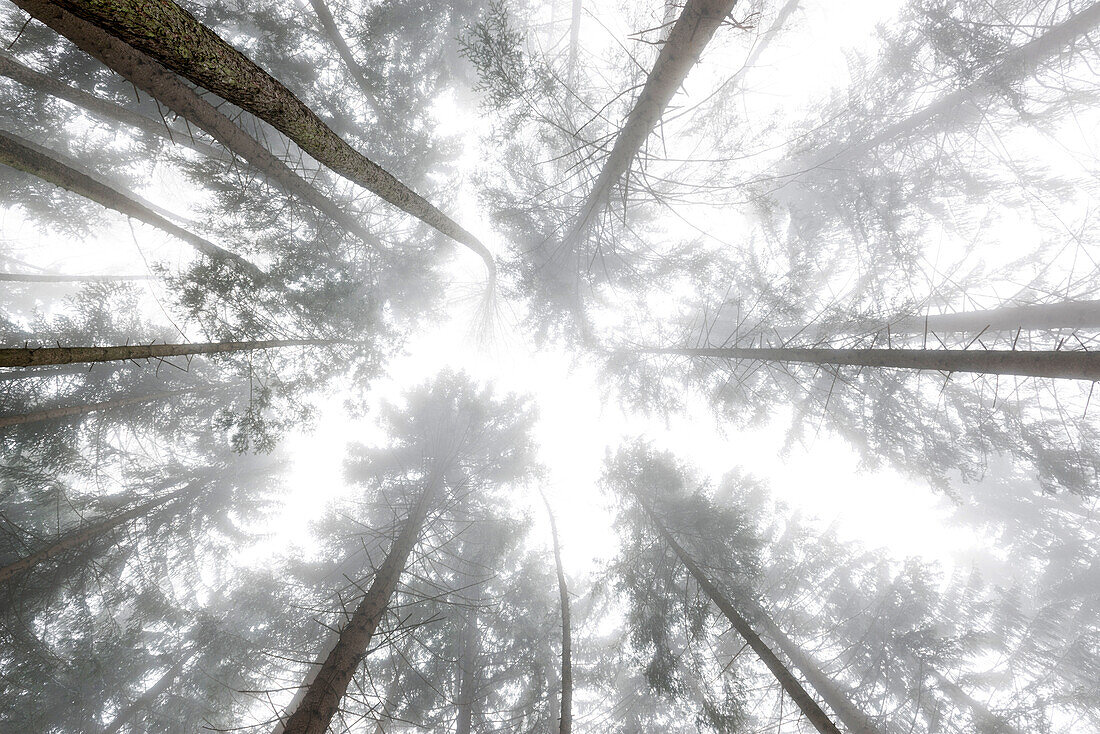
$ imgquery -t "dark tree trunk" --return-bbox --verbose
[11,0,381,248]
[0,129,263,277]
[47,0,494,278]
[277,480,440,734]
[567,0,738,243]
[749,603,886,734]
[641,345,1100,381]
[0,488,187,584]
[0,339,331,368]
[455,600,479,734]
[634,493,841,734]
[0,388,198,429]
[0,50,222,159]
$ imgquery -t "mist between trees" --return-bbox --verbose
[1,0,1098,732]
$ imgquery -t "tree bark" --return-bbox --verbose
[0,387,198,429]
[749,603,886,734]
[634,492,841,734]
[0,487,187,584]
[0,272,155,282]
[47,0,494,278]
[276,479,440,734]
[566,0,737,243]
[0,128,263,277]
[540,490,572,734]
[0,50,222,159]
[640,345,1100,381]
[101,653,192,734]
[0,338,332,368]
[11,0,381,249]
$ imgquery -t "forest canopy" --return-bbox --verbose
[1,0,1099,732]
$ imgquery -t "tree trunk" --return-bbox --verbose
[567,0,582,83]
[0,488,187,584]
[540,490,572,734]
[0,128,262,277]
[101,653,193,734]
[11,0,381,249]
[47,0,495,279]
[566,0,737,243]
[0,50,222,159]
[749,603,886,734]
[455,599,479,734]
[0,272,155,282]
[806,2,1100,170]
[634,492,841,734]
[0,338,332,368]
[0,387,198,429]
[302,0,380,114]
[276,479,440,734]
[640,345,1100,381]
[929,669,1025,734]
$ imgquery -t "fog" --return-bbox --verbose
[2,0,1099,732]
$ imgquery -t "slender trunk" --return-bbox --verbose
[540,490,572,734]
[48,0,494,278]
[455,599,479,734]
[0,50,222,159]
[101,653,193,734]
[0,488,187,584]
[303,0,380,114]
[808,2,1100,170]
[750,604,886,734]
[567,0,738,243]
[0,338,332,368]
[742,0,799,72]
[859,300,1100,337]
[641,345,1100,381]
[929,669,1025,734]
[0,272,155,282]
[0,129,262,277]
[566,0,581,84]
[634,493,841,734]
[276,480,440,734]
[0,387,198,429]
[12,0,380,249]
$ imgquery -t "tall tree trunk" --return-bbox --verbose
[540,490,572,734]
[0,50,222,159]
[47,0,495,279]
[721,299,1100,345]
[804,2,1100,171]
[455,598,479,734]
[276,479,440,734]
[634,492,841,734]
[0,129,263,277]
[566,0,738,244]
[0,387,198,429]
[640,345,1100,381]
[11,0,381,249]
[0,487,188,584]
[0,272,155,282]
[566,0,582,83]
[302,0,380,114]
[929,669,1025,734]
[749,602,886,734]
[0,338,332,368]
[101,653,193,734]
